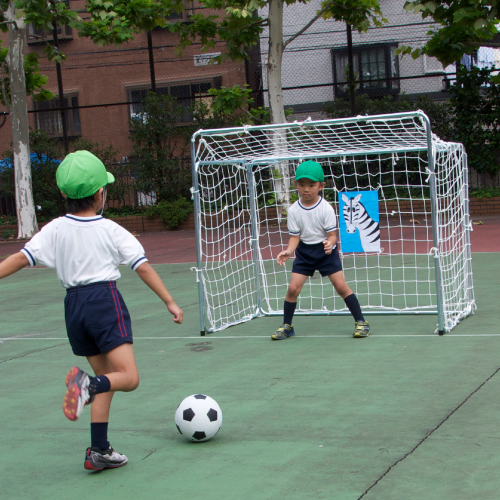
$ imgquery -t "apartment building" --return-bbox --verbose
[258,0,453,118]
[0,0,251,157]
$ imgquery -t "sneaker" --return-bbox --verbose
[84,445,128,470]
[353,321,370,338]
[271,323,295,340]
[63,367,93,421]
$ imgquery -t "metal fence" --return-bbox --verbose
[0,160,192,217]
[0,192,15,218]
[0,169,150,217]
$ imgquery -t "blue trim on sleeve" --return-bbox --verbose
[21,248,36,267]
[289,230,300,235]
[325,226,336,232]
[132,256,147,270]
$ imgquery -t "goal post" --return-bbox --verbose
[190,111,475,336]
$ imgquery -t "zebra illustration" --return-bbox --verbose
[341,193,381,252]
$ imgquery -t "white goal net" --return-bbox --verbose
[190,111,475,335]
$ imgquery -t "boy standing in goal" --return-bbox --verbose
[272,160,370,340]
[0,151,184,470]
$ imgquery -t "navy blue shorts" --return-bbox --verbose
[292,241,343,277]
[64,281,133,357]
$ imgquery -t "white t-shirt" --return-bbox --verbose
[21,215,148,288]
[288,197,337,245]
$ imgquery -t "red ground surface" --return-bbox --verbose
[0,214,499,264]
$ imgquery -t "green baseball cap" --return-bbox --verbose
[56,150,115,199]
[295,160,324,182]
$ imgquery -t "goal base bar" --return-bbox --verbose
[263,310,439,316]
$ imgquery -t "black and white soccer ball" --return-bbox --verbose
[175,394,222,442]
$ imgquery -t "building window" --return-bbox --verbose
[129,78,221,124]
[332,44,399,98]
[27,1,72,43]
[27,24,72,44]
[151,1,194,29]
[33,95,81,138]
[164,8,193,22]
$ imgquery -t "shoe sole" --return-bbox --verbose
[271,333,295,340]
[84,460,127,470]
[63,382,82,421]
[353,332,369,338]
[63,367,88,421]
[65,366,79,387]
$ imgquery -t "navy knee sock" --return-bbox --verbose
[91,422,109,452]
[283,300,296,326]
[89,375,111,396]
[344,293,364,322]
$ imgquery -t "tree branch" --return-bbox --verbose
[466,41,500,48]
[283,0,334,49]
[247,18,268,29]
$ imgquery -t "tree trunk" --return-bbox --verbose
[5,1,38,238]
[267,0,286,124]
[267,0,289,213]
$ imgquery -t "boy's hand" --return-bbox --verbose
[168,302,184,324]
[323,239,333,255]
[277,250,292,266]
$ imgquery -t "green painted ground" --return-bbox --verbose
[0,253,499,500]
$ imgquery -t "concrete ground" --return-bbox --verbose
[0,215,499,500]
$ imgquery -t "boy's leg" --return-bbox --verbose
[89,343,139,393]
[80,344,138,470]
[86,343,139,420]
[284,273,309,303]
[328,270,353,300]
[328,271,370,338]
[272,273,308,340]
[86,353,115,424]
[63,344,139,422]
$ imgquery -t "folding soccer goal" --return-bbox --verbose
[190,111,475,335]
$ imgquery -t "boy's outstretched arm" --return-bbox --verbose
[0,252,29,280]
[135,262,184,324]
[277,235,300,266]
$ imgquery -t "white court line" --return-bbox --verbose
[2,334,500,340]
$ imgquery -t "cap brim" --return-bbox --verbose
[295,175,323,182]
[106,172,115,184]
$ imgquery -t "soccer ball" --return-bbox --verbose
[175,394,222,442]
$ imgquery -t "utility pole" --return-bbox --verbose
[346,23,356,116]
[53,25,69,153]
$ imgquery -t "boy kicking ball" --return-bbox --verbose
[272,160,370,340]
[0,151,183,470]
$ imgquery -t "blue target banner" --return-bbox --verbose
[339,191,380,253]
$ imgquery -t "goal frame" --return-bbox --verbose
[190,111,475,336]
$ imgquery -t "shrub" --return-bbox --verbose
[449,66,500,179]
[145,198,194,229]
[129,93,192,202]
[1,129,65,218]
[1,229,16,239]
[1,131,126,219]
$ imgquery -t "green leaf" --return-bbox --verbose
[474,17,486,28]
